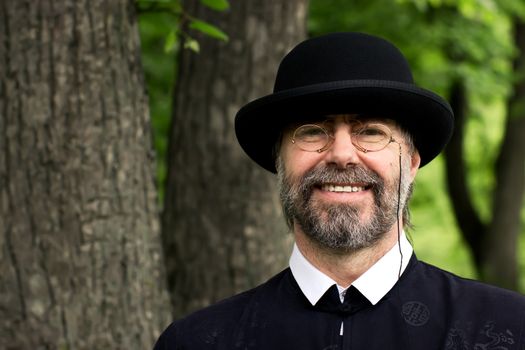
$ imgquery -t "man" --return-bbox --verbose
[155,32,525,349]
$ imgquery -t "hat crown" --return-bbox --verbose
[274,32,414,92]
[235,32,454,173]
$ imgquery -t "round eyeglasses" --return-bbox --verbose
[291,121,397,153]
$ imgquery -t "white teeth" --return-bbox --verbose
[322,185,365,193]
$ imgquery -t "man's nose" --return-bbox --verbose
[324,125,360,168]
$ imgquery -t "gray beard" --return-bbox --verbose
[277,158,413,253]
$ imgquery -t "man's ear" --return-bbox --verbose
[410,149,421,180]
[409,150,421,180]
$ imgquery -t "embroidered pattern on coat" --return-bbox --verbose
[445,322,470,350]
[474,321,515,350]
[446,321,516,350]
[401,301,430,326]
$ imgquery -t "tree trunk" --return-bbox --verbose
[444,18,525,290]
[0,1,170,349]
[483,18,525,290]
[444,79,486,271]
[162,0,308,317]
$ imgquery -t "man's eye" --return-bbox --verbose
[360,127,387,136]
[296,126,327,140]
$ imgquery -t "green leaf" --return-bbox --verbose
[184,38,200,53]
[200,0,230,11]
[189,19,229,41]
[164,29,178,53]
[168,0,182,12]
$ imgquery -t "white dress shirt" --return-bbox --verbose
[289,232,413,335]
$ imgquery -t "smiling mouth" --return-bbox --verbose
[319,183,371,193]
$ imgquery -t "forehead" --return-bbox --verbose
[324,114,396,125]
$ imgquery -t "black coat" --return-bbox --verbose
[154,255,525,350]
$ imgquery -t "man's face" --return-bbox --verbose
[277,114,420,252]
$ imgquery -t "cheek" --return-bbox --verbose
[288,156,318,179]
[360,154,402,187]
[281,146,324,177]
[361,153,397,172]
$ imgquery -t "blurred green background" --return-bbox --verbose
[138,0,525,292]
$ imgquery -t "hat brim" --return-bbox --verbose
[235,79,454,173]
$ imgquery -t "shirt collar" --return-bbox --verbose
[289,232,413,306]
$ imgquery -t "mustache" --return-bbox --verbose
[295,164,385,205]
[303,164,381,186]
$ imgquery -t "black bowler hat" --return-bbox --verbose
[234,32,454,173]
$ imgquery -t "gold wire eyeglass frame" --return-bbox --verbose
[291,121,399,153]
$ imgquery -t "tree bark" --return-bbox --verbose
[0,1,170,349]
[162,0,308,318]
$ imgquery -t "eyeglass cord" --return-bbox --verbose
[397,143,403,280]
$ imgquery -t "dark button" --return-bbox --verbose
[339,303,352,313]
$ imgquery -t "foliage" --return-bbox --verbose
[138,11,175,200]
[137,0,229,201]
[136,0,229,54]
